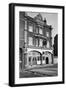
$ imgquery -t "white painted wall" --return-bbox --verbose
[27,48,53,53]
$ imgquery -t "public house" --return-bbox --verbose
[19,12,53,69]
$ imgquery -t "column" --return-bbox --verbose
[24,20,27,48]
[40,54,42,65]
[52,54,54,64]
[24,21,28,67]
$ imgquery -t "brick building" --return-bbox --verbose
[19,12,53,69]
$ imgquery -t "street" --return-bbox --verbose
[20,64,58,78]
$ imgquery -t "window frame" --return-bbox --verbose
[39,28,43,35]
[39,39,43,47]
[28,23,33,32]
[28,36,33,46]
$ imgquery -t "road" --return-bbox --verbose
[20,64,58,78]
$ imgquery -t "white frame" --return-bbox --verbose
[14,5,63,84]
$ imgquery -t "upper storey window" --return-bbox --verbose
[39,28,43,34]
[35,38,38,47]
[28,25,33,32]
[39,39,43,47]
[46,32,49,37]
[35,27,39,34]
[47,41,50,48]
[28,37,33,46]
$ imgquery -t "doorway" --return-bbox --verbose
[46,57,49,64]
[29,57,32,66]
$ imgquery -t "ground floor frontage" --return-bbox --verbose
[19,48,53,70]
[25,51,53,67]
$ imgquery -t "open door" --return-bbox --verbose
[46,57,49,64]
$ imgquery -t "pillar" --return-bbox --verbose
[52,54,54,64]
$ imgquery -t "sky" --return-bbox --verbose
[26,12,58,45]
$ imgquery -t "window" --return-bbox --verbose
[47,41,50,48]
[38,56,40,61]
[39,39,43,47]
[39,28,43,34]
[29,57,31,62]
[43,40,47,46]
[33,58,34,61]
[28,25,33,32]
[35,27,38,33]
[35,57,36,61]
[28,37,33,45]
[46,32,49,37]
[29,57,31,65]
[19,48,22,61]
[35,38,38,47]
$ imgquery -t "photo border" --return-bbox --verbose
[9,3,65,87]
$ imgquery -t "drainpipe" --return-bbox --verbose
[21,47,25,71]
[52,54,54,64]
[40,54,42,65]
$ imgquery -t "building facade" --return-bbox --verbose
[19,12,53,69]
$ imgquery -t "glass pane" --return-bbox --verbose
[29,25,33,32]
[35,27,38,33]
[46,32,49,37]
[47,41,50,48]
[39,28,43,34]
[28,37,33,45]
[35,39,38,46]
[39,39,43,46]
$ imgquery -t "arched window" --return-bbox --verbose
[47,41,50,48]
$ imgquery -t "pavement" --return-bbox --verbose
[20,64,58,78]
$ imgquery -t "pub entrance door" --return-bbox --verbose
[46,57,49,64]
